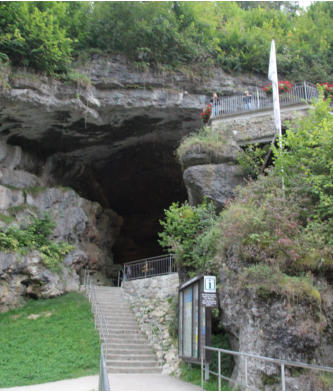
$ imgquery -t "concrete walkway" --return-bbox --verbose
[1,374,201,391]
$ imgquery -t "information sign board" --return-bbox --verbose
[179,274,216,364]
[204,276,216,293]
[201,293,217,307]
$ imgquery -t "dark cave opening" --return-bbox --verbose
[92,140,188,264]
[43,137,188,266]
[6,113,195,269]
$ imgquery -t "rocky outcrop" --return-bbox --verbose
[0,57,265,262]
[219,268,333,390]
[0,139,121,311]
[183,163,244,210]
[122,273,180,376]
[180,128,244,210]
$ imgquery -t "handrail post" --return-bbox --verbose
[201,349,204,390]
[304,80,308,102]
[218,350,221,391]
[245,356,248,389]
[281,363,286,391]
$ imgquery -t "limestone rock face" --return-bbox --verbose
[218,268,333,390]
[0,251,79,311]
[183,163,244,210]
[0,140,121,312]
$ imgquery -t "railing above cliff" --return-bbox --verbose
[210,81,318,120]
[122,254,176,281]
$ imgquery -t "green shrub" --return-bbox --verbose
[237,144,270,179]
[158,200,217,277]
[273,92,333,222]
[0,214,73,270]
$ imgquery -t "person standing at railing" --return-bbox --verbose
[243,90,252,110]
[210,92,220,116]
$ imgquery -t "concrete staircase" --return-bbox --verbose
[94,286,162,374]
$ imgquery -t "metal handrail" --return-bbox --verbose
[84,269,111,391]
[210,81,318,119]
[201,345,333,391]
[123,254,176,281]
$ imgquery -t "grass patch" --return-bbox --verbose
[240,265,321,306]
[176,126,226,167]
[179,362,230,391]
[318,372,333,390]
[24,186,48,198]
[0,292,100,388]
[7,204,39,216]
[179,333,233,391]
[0,212,14,224]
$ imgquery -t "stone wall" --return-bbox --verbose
[211,104,310,145]
[122,273,180,375]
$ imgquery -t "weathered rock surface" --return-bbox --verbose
[0,57,266,262]
[122,273,180,376]
[0,251,79,311]
[218,266,333,390]
[0,140,121,311]
[183,163,244,210]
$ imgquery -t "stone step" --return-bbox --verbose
[105,343,152,351]
[101,335,146,342]
[107,360,159,368]
[107,348,155,356]
[97,322,139,328]
[106,354,156,361]
[104,338,148,345]
[100,328,143,335]
[107,367,162,374]
[96,308,132,312]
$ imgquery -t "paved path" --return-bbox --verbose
[1,374,201,391]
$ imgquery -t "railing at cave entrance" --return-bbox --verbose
[209,81,318,119]
[122,254,176,281]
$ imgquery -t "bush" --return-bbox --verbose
[273,91,333,222]
[237,144,270,179]
[0,214,73,270]
[158,200,217,277]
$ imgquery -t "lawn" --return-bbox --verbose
[0,292,100,388]
[179,362,230,391]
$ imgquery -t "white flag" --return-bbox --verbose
[269,40,285,192]
[268,40,282,142]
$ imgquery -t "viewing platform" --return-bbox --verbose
[208,81,318,121]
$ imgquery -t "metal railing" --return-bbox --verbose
[123,254,176,281]
[84,269,111,391]
[210,81,318,119]
[201,345,333,391]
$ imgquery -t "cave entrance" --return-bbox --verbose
[7,112,196,270]
[44,136,188,266]
[95,140,187,264]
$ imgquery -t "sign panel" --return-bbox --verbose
[179,274,217,363]
[204,276,216,293]
[201,293,217,307]
[183,286,192,357]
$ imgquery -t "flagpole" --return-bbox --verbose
[268,39,285,193]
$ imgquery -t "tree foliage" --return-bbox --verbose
[273,90,333,222]
[158,200,217,277]
[0,1,332,81]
